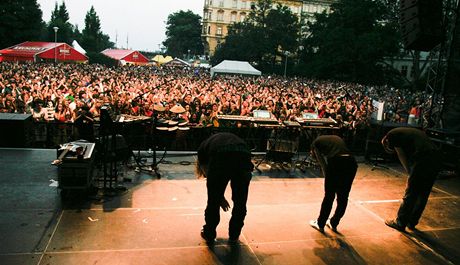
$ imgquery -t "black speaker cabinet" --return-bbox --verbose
[399,0,443,51]
[0,113,33,147]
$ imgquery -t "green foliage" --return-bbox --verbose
[265,5,300,60]
[163,10,204,58]
[212,22,263,65]
[247,0,273,26]
[72,25,82,43]
[46,2,75,45]
[0,0,45,48]
[79,6,114,53]
[212,0,300,74]
[299,0,400,84]
[86,51,118,66]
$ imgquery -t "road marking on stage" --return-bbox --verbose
[433,186,456,197]
[351,198,456,265]
[404,234,455,265]
[241,233,263,265]
[357,199,400,204]
[37,210,64,265]
[250,232,397,246]
[41,245,219,254]
[357,195,458,205]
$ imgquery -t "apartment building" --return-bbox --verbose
[202,0,334,56]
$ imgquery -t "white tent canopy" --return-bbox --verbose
[210,60,261,77]
[72,40,86,55]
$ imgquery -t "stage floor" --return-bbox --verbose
[0,148,459,265]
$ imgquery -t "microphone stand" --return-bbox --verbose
[132,109,162,179]
[150,111,161,178]
[366,119,389,171]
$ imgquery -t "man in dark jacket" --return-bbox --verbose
[382,127,441,231]
[310,135,358,232]
[196,132,254,243]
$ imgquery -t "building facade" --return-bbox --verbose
[301,0,334,24]
[385,51,432,82]
[202,0,334,56]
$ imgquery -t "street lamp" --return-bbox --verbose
[283,51,290,78]
[53,26,59,65]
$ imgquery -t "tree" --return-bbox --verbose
[212,22,265,65]
[247,0,273,26]
[0,0,45,48]
[299,0,400,84]
[46,1,75,44]
[163,10,204,58]
[72,24,82,43]
[212,0,300,74]
[265,4,300,67]
[79,6,114,53]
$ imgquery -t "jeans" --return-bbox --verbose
[317,156,357,228]
[396,155,440,227]
[202,153,253,239]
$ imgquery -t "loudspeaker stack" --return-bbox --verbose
[399,0,443,51]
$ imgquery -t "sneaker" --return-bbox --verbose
[326,219,337,232]
[200,229,215,243]
[310,220,324,232]
[385,219,405,232]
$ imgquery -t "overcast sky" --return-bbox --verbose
[37,0,203,52]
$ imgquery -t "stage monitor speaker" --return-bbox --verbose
[399,0,443,51]
[0,113,33,147]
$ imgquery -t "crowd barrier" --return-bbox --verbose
[27,121,373,154]
[25,121,458,172]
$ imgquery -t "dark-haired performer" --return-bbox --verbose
[382,127,441,231]
[196,132,254,243]
[310,135,357,232]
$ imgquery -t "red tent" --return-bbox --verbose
[101,49,149,65]
[0,41,88,63]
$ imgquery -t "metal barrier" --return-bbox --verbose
[30,121,370,153]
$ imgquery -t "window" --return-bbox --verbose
[208,26,211,34]
[241,1,247,9]
[401,65,408,77]
[219,0,224,7]
[231,12,237,22]
[232,0,238,8]
[217,26,222,36]
[240,12,246,22]
[207,11,212,20]
[217,10,224,21]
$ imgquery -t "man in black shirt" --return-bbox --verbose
[310,135,358,232]
[196,132,254,243]
[381,127,441,231]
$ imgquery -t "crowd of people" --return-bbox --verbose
[0,62,426,131]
